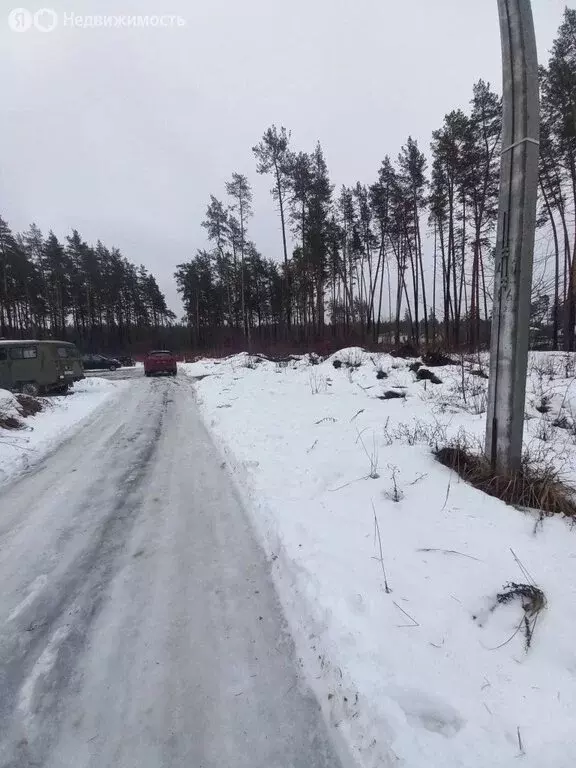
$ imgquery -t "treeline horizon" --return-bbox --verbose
[2,8,576,356]
[0,218,175,352]
[176,8,576,353]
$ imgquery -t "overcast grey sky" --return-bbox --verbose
[1,0,572,314]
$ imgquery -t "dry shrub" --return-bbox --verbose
[448,374,488,415]
[389,343,419,359]
[309,371,328,394]
[240,356,259,370]
[495,582,547,650]
[422,351,456,367]
[436,445,576,519]
[531,357,560,382]
[562,352,576,379]
[535,418,555,442]
[341,350,363,369]
[308,352,323,366]
[393,419,449,449]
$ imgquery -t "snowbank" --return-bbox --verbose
[183,350,576,768]
[0,377,125,486]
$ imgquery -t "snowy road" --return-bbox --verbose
[0,376,341,768]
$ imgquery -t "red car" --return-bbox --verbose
[144,350,178,377]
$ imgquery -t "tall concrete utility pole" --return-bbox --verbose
[485,0,540,474]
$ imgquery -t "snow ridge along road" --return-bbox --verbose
[0,375,342,768]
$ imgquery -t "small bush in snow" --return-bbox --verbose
[309,371,328,395]
[393,419,449,450]
[553,412,571,431]
[241,356,259,370]
[562,352,576,379]
[384,465,403,502]
[531,357,559,382]
[449,374,488,415]
[357,429,380,479]
[551,406,576,445]
[535,418,555,442]
[341,350,364,369]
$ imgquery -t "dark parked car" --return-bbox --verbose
[116,355,135,367]
[144,350,177,377]
[82,354,121,371]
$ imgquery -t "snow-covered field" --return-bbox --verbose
[0,378,126,486]
[183,350,576,768]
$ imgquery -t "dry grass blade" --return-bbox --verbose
[328,476,366,492]
[393,601,419,627]
[417,548,481,562]
[357,429,379,479]
[371,501,391,593]
[510,548,536,586]
[517,726,525,756]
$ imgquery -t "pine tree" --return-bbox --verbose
[253,126,292,327]
[540,8,576,348]
[398,137,428,344]
[225,173,253,341]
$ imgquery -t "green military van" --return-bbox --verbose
[0,340,84,396]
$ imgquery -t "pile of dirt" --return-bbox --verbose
[0,414,22,430]
[378,390,406,400]
[0,393,44,430]
[416,368,443,385]
[15,394,43,418]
